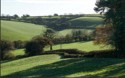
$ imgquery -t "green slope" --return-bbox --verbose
[69,17,103,28]
[1,20,46,41]
[1,54,125,78]
[1,54,61,76]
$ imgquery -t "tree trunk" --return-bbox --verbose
[50,45,53,51]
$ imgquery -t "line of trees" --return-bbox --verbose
[52,30,94,44]
[1,14,30,21]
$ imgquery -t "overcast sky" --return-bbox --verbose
[1,0,97,16]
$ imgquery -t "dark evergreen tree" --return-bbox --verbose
[94,0,125,52]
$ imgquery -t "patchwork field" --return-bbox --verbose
[1,15,124,78]
[1,16,103,41]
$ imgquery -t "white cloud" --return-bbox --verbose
[16,0,93,4]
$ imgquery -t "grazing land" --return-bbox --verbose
[69,17,103,28]
[45,41,111,52]
[1,54,125,78]
[1,20,46,41]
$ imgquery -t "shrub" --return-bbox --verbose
[25,36,52,56]
[25,40,43,56]
[13,40,26,49]
[84,50,125,58]
[0,40,14,60]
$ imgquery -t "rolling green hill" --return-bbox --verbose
[1,54,125,78]
[69,17,103,28]
[21,16,104,30]
[1,20,47,41]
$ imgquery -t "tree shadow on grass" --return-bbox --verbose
[2,58,125,78]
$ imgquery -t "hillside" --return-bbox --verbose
[1,20,46,41]
[1,54,125,78]
[17,16,104,30]
[1,16,103,41]
[69,17,103,29]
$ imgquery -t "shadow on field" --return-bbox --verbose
[2,58,125,78]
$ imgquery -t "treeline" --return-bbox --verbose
[1,14,30,21]
[53,30,94,44]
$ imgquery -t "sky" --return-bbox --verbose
[1,0,97,16]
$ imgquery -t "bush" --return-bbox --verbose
[25,36,52,56]
[84,50,125,58]
[25,40,43,56]
[13,40,26,49]
[0,40,15,60]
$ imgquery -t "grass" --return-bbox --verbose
[11,49,25,56]
[1,20,46,41]
[1,54,61,77]
[69,17,103,28]
[45,41,111,52]
[1,54,125,78]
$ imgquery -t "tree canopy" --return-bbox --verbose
[94,0,125,52]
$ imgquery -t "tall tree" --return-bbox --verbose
[43,28,55,50]
[94,0,125,52]
[13,14,19,19]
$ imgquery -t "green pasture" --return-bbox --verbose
[69,17,103,28]
[1,20,46,41]
[45,41,111,52]
[1,54,125,78]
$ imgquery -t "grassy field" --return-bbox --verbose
[11,49,25,56]
[1,54,125,78]
[45,41,111,52]
[1,54,61,77]
[69,17,103,28]
[1,20,46,41]
[10,41,111,57]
